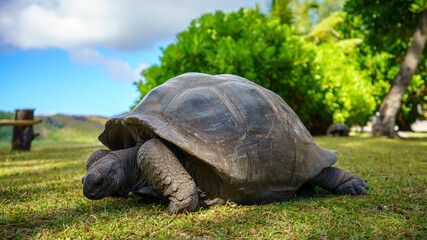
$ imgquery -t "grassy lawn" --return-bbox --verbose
[0,135,426,239]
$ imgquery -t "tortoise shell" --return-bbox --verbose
[99,73,337,201]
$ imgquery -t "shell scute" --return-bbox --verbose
[99,73,337,198]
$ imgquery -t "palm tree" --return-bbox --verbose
[269,0,344,35]
[303,12,362,47]
[270,0,294,25]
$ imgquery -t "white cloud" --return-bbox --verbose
[0,0,263,82]
[69,47,136,82]
[0,0,262,51]
[0,0,113,50]
[39,110,58,116]
[133,61,150,81]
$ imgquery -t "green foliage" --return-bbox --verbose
[1,136,426,238]
[315,44,376,125]
[290,0,319,34]
[137,9,324,132]
[289,0,345,35]
[332,12,396,106]
[135,9,376,133]
[269,0,344,35]
[270,0,294,25]
[303,11,362,49]
[304,12,344,43]
[344,0,427,130]
[345,0,426,58]
[303,12,376,126]
[399,71,427,129]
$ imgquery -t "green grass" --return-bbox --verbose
[0,113,107,148]
[0,135,426,239]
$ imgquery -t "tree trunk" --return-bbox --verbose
[12,109,39,151]
[372,10,427,138]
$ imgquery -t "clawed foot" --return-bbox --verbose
[167,193,199,214]
[335,177,369,195]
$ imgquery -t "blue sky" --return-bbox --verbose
[0,0,263,117]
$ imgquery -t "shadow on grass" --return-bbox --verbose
[1,197,143,238]
[0,160,84,179]
[1,184,330,239]
[0,145,101,159]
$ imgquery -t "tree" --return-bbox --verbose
[270,0,345,35]
[303,11,362,46]
[135,9,376,134]
[303,12,376,126]
[136,9,329,133]
[345,0,427,137]
[373,10,427,137]
[334,11,426,132]
[270,0,294,25]
[291,0,344,35]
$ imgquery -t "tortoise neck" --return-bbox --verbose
[113,146,147,194]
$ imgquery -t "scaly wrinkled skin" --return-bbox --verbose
[82,146,147,200]
[309,167,368,195]
[138,139,199,214]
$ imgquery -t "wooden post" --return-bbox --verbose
[12,109,39,151]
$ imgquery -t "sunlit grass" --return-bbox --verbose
[0,135,426,239]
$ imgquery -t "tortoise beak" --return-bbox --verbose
[82,173,106,200]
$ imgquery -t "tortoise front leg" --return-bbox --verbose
[137,139,199,214]
[309,167,368,195]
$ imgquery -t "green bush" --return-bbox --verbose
[134,9,376,134]
[342,1,427,130]
[314,43,376,126]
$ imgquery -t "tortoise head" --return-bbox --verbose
[82,146,144,200]
[82,155,125,200]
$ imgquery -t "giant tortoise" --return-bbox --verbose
[82,73,368,214]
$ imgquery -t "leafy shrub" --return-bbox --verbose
[315,43,376,126]
[343,1,427,130]
[134,9,376,134]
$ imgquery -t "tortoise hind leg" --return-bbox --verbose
[137,139,199,214]
[184,154,225,207]
[309,167,368,195]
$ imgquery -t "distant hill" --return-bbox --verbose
[0,111,15,141]
[0,111,108,145]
